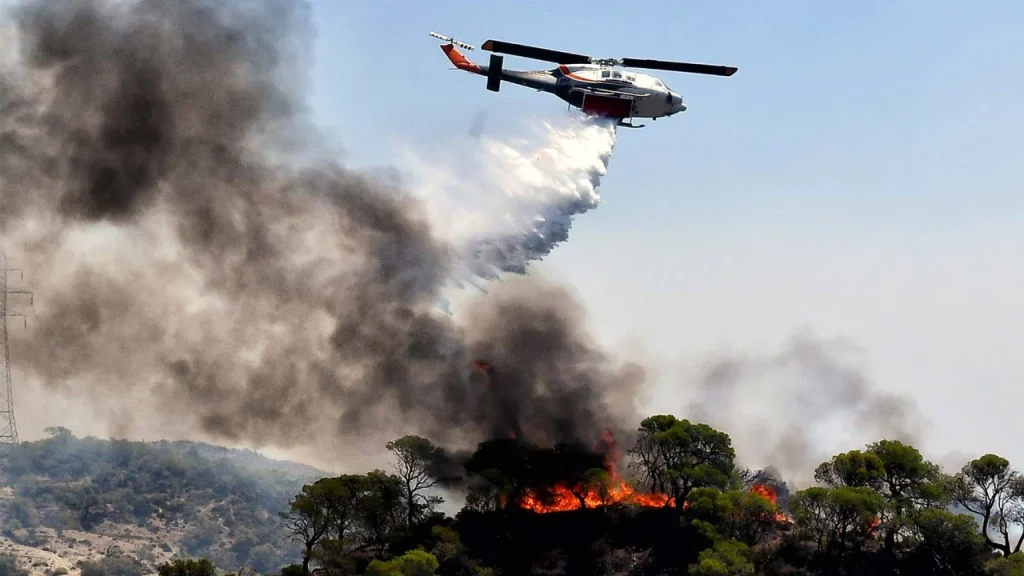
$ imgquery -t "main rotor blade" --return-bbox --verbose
[620,58,737,76]
[481,39,592,65]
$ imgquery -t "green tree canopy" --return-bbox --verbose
[157,558,217,576]
[627,415,736,509]
[686,487,782,547]
[688,539,755,576]
[986,552,1024,576]
[365,550,439,576]
[789,486,885,561]
[951,454,1024,556]
[386,436,446,526]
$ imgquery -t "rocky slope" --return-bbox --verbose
[0,431,327,575]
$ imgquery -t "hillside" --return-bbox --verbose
[0,428,327,575]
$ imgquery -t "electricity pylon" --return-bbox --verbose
[1,252,32,445]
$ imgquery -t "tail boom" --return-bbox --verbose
[441,44,481,73]
[439,44,558,94]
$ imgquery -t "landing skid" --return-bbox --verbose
[617,120,645,128]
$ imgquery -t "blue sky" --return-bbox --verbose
[305,1,1024,471]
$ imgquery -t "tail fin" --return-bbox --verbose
[441,44,481,73]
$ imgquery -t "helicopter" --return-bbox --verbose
[430,32,737,128]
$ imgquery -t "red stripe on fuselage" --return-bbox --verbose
[558,64,594,82]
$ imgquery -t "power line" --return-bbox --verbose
[1,252,33,445]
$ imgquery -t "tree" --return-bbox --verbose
[354,470,407,557]
[814,449,886,490]
[951,454,1024,556]
[901,508,989,576]
[789,486,885,567]
[688,539,755,576]
[815,439,948,569]
[686,488,781,548]
[281,480,336,575]
[365,550,439,576]
[462,438,610,511]
[157,558,217,576]
[816,441,946,509]
[463,439,536,510]
[986,553,1024,576]
[865,440,947,511]
[627,415,736,509]
[536,442,607,509]
[318,474,369,543]
[387,436,445,527]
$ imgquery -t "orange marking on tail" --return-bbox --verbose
[441,44,480,73]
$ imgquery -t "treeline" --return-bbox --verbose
[273,415,1023,576]
[2,417,1021,575]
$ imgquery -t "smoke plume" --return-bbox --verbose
[683,332,926,487]
[0,0,640,464]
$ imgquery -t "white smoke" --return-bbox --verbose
[398,114,618,282]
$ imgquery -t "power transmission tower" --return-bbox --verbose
[1,252,33,445]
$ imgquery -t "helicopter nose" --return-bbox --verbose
[672,93,686,113]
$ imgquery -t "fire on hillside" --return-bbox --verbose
[470,359,788,518]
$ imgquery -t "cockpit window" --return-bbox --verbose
[601,70,610,78]
[612,71,622,79]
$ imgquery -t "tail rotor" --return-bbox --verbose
[429,32,475,51]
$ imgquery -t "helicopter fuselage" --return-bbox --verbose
[441,44,686,124]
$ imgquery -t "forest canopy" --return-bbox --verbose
[274,414,1024,575]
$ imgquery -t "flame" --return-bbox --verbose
[505,440,795,519]
[750,483,777,503]
[513,429,676,513]
[498,428,794,519]
[749,483,791,523]
[472,360,492,375]
[478,403,790,518]
[868,516,881,533]
[516,477,675,513]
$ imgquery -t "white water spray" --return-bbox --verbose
[401,114,618,282]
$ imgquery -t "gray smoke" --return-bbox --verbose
[0,0,644,461]
[684,332,926,487]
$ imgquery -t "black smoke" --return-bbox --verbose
[0,0,644,459]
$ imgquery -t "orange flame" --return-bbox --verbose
[513,429,676,513]
[502,428,793,519]
[516,478,675,513]
[868,516,881,533]
[749,483,791,523]
[750,483,777,503]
